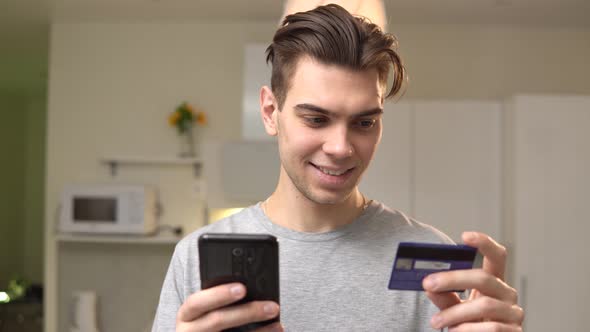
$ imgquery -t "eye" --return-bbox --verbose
[304,116,328,127]
[354,119,377,129]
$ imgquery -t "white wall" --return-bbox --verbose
[394,24,590,99]
[45,21,276,332]
[45,20,590,331]
[46,21,276,231]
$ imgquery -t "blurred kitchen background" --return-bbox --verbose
[1,0,589,331]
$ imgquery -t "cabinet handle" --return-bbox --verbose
[519,275,528,330]
[519,276,527,309]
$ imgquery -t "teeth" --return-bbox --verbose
[318,166,348,176]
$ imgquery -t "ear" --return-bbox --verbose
[260,86,279,136]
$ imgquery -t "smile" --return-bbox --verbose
[311,163,354,176]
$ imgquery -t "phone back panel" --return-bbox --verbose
[198,233,280,331]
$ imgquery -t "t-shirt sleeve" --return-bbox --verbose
[151,246,186,332]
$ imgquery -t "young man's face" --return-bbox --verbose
[262,57,384,205]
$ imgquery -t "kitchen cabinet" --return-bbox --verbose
[201,140,280,210]
[508,95,590,331]
[0,302,43,332]
[360,102,412,213]
[412,101,502,242]
[363,100,502,243]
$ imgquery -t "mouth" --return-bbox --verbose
[310,162,355,177]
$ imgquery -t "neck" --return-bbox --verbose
[263,174,368,233]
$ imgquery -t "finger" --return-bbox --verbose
[425,290,461,310]
[177,283,246,322]
[449,321,523,332]
[462,231,507,280]
[196,301,280,332]
[254,322,284,332]
[423,269,518,304]
[467,289,481,301]
[431,296,524,329]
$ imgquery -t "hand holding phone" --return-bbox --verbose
[175,282,281,332]
[197,233,280,332]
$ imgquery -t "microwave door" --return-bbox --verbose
[73,197,117,223]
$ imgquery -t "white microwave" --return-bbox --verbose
[59,184,158,235]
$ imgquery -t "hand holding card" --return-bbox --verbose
[421,232,524,331]
[388,242,483,292]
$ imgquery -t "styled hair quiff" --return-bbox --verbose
[265,4,406,109]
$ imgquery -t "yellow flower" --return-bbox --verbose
[185,103,195,115]
[196,111,207,126]
[169,101,207,133]
[168,111,180,126]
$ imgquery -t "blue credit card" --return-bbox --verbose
[388,242,482,291]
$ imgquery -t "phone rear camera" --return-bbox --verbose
[232,248,244,257]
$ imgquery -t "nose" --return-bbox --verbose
[322,125,354,158]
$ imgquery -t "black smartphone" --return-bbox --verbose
[198,233,280,331]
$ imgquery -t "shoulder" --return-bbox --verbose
[163,204,264,295]
[172,204,265,263]
[365,201,454,244]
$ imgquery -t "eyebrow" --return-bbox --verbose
[294,103,383,117]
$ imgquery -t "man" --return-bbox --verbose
[153,4,524,331]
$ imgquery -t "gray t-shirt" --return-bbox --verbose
[152,201,453,331]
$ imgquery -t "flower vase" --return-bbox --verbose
[178,126,196,158]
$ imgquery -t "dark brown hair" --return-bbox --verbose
[266,3,406,109]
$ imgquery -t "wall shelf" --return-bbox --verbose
[55,233,180,245]
[100,156,202,176]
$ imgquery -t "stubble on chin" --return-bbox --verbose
[285,167,356,206]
